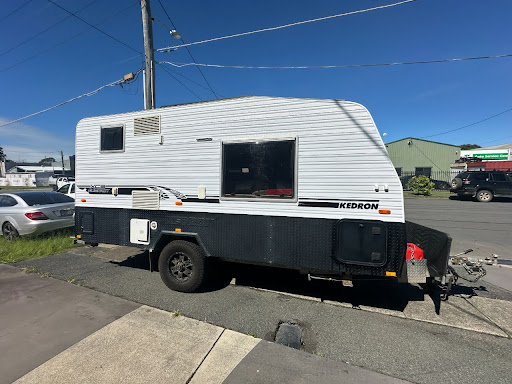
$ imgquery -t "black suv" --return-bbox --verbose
[450,171,512,202]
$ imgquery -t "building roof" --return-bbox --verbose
[385,137,460,148]
[7,165,63,173]
[480,142,512,150]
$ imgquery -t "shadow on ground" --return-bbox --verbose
[104,248,498,313]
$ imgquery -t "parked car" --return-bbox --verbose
[400,175,450,190]
[450,171,512,202]
[57,182,76,199]
[56,177,75,190]
[0,192,75,240]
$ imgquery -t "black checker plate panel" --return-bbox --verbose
[76,207,407,277]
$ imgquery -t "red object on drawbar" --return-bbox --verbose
[406,243,424,260]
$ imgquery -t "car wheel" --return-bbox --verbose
[158,240,207,292]
[476,190,493,203]
[2,222,19,241]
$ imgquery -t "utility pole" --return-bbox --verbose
[140,0,156,110]
[60,151,65,175]
[0,146,5,178]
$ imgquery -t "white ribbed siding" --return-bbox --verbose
[75,96,404,222]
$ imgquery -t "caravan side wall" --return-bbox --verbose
[75,96,406,277]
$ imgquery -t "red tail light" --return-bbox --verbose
[25,212,49,220]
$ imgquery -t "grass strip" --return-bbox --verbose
[403,190,451,199]
[0,229,82,264]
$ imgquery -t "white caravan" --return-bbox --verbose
[75,96,451,292]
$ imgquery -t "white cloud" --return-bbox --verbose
[0,118,74,162]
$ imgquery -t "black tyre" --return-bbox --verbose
[451,178,462,189]
[158,240,206,292]
[476,189,493,203]
[2,222,19,241]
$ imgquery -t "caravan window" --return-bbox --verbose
[222,139,295,199]
[100,126,124,152]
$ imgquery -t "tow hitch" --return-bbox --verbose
[442,249,488,300]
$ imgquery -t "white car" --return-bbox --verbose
[56,177,75,190]
[56,182,76,199]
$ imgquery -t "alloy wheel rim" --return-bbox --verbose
[479,192,490,201]
[169,252,193,281]
[3,224,15,240]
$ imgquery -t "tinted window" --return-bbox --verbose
[415,167,432,177]
[101,126,124,151]
[222,140,295,199]
[0,195,18,207]
[470,173,488,181]
[70,184,75,193]
[492,173,506,182]
[17,192,73,206]
[57,184,70,194]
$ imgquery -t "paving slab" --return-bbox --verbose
[189,329,260,384]
[402,295,508,337]
[469,296,512,337]
[15,306,224,384]
[0,265,138,384]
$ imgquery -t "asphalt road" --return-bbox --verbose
[404,197,512,260]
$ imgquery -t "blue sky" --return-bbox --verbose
[0,0,511,162]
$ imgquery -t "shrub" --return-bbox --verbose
[406,175,434,196]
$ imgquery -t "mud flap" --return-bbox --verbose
[406,221,452,278]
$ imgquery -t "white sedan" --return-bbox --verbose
[56,182,76,199]
[0,192,75,240]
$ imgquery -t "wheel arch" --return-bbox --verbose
[476,187,495,195]
[149,231,210,272]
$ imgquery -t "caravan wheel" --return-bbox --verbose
[158,240,207,292]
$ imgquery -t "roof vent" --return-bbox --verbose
[134,115,161,135]
[132,190,160,210]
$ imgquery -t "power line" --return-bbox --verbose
[156,0,219,99]
[479,135,512,146]
[47,0,142,54]
[156,0,418,52]
[411,143,444,171]
[159,53,512,70]
[0,0,99,58]
[420,107,512,139]
[0,70,142,129]
[155,62,202,101]
[0,0,34,23]
[0,1,140,73]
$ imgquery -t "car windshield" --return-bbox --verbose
[16,192,74,206]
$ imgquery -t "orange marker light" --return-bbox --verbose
[81,199,87,202]
[379,209,391,214]
[386,271,397,277]
[175,228,182,232]
[175,201,183,206]
[76,234,82,239]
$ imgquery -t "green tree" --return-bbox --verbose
[38,157,56,165]
[460,144,481,150]
[406,175,434,196]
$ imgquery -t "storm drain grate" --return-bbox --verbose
[274,322,302,350]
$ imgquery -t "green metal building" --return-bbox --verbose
[385,138,460,176]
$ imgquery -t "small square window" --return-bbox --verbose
[101,126,124,151]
